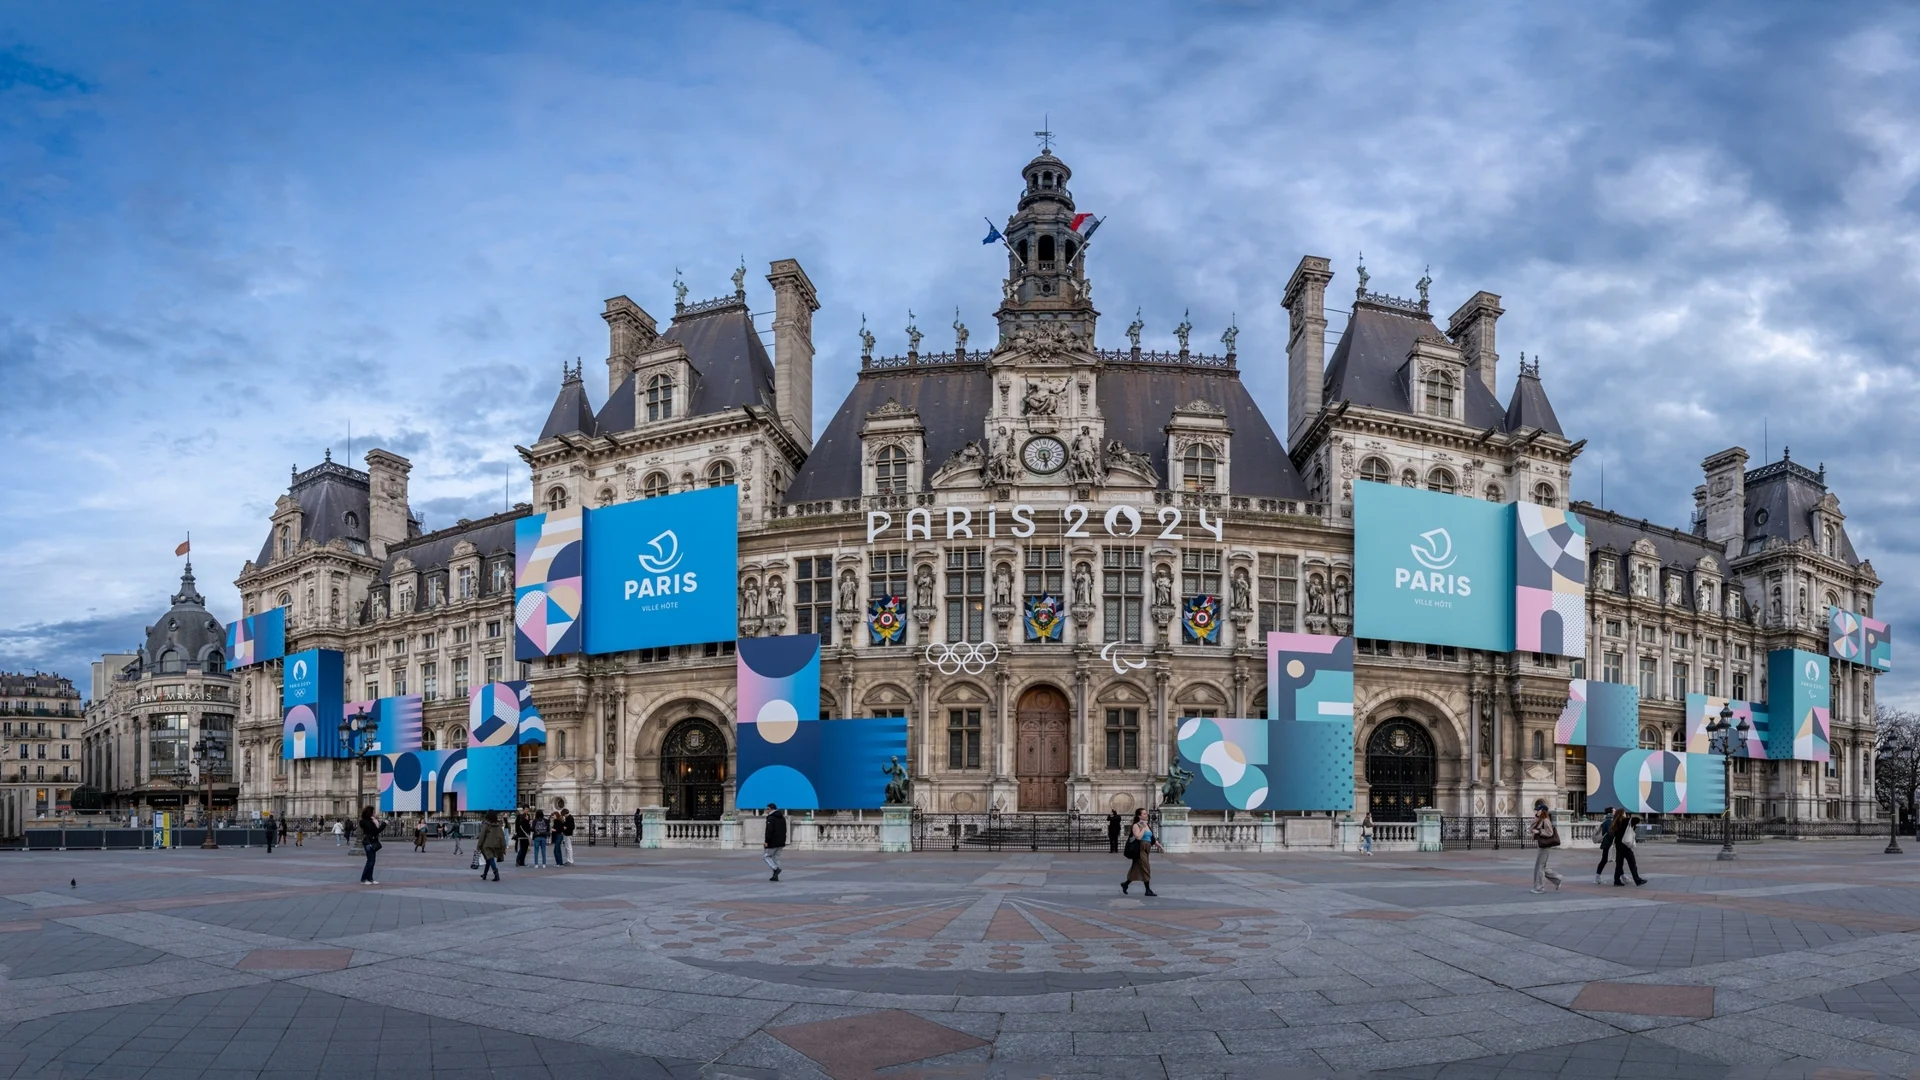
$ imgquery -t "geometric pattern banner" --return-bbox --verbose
[1514,502,1587,658]
[281,649,344,759]
[343,695,422,756]
[225,607,286,670]
[1767,649,1831,763]
[1175,633,1353,812]
[1683,694,1768,758]
[380,748,463,813]
[468,681,542,748]
[1557,678,1724,814]
[737,635,822,734]
[735,716,908,811]
[1829,605,1892,673]
[514,506,584,661]
[461,745,518,811]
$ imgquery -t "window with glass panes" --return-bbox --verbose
[1733,671,1748,699]
[1181,548,1222,645]
[1703,666,1718,696]
[1257,553,1298,635]
[870,551,909,646]
[945,548,986,642]
[1104,708,1139,769]
[1638,656,1658,698]
[1024,546,1064,640]
[947,708,981,769]
[1603,651,1624,683]
[484,655,503,682]
[795,557,834,645]
[421,662,438,702]
[1671,662,1688,700]
[1103,546,1144,642]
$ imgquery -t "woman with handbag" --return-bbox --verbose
[1529,800,1562,893]
[358,806,385,885]
[476,812,507,882]
[1612,813,1648,886]
[1121,808,1159,897]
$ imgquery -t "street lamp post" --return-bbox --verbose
[1704,703,1750,861]
[191,737,226,849]
[338,708,373,838]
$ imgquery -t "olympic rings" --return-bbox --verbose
[924,641,1000,675]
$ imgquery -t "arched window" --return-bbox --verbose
[1425,468,1457,495]
[344,511,359,531]
[555,730,568,759]
[277,525,291,557]
[1358,456,1391,485]
[422,727,437,751]
[1638,726,1661,750]
[545,486,568,512]
[875,446,910,494]
[646,374,675,422]
[1182,443,1218,491]
[643,472,669,499]
[1533,481,1557,507]
[457,565,475,599]
[1038,234,1056,268]
[205,651,223,671]
[1824,524,1837,557]
[707,460,736,488]
[277,592,291,610]
[448,726,465,747]
[274,740,285,776]
[158,649,184,674]
[1017,239,1029,264]
[1421,369,1455,419]
[1532,730,1546,759]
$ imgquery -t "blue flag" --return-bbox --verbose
[981,218,1003,245]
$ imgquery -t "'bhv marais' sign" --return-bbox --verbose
[866,503,1225,546]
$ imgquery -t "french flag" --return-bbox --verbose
[1069,213,1102,240]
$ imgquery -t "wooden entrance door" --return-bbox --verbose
[1016,687,1070,811]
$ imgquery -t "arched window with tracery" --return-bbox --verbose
[1532,482,1557,507]
[707,460,736,488]
[875,446,910,494]
[1425,468,1457,495]
[1358,457,1391,485]
[1181,443,1218,492]
[643,472,669,499]
[545,486,568,512]
[646,374,675,422]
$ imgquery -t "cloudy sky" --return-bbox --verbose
[4,3,1919,703]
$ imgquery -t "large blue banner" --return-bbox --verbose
[583,486,739,653]
[282,648,344,759]
[1354,482,1514,652]
[226,607,286,669]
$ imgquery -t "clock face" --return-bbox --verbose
[1022,436,1067,475]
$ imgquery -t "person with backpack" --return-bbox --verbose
[1612,813,1648,887]
[531,811,551,868]
[1529,800,1563,893]
[476,812,506,882]
[1593,807,1618,885]
[763,803,787,881]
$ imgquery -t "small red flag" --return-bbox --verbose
[175,540,190,557]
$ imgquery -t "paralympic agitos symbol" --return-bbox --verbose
[1101,641,1148,676]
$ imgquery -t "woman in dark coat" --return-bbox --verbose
[1612,813,1648,886]
[763,803,787,881]
[357,806,384,885]
[1122,808,1158,896]
[476,812,507,882]
[513,811,531,866]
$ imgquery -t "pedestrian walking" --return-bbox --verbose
[1530,800,1563,893]
[476,812,506,882]
[531,811,550,868]
[514,810,531,866]
[451,818,465,855]
[1361,812,1375,856]
[1107,810,1122,853]
[1612,813,1648,887]
[1593,807,1617,885]
[333,819,344,846]
[763,803,787,881]
[358,806,385,884]
[1122,809,1159,896]
[632,806,644,846]
[413,822,427,852]
[294,827,304,846]
[265,816,276,853]
[278,818,289,846]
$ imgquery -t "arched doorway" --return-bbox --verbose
[661,717,728,820]
[1366,719,1435,822]
[1016,686,1070,811]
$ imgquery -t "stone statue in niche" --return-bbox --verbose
[1230,567,1252,614]
[914,564,934,612]
[1023,378,1064,417]
[1153,565,1174,609]
[764,575,784,619]
[740,578,761,620]
[992,563,1014,607]
[838,570,858,615]
[1697,583,1715,613]
[1073,562,1094,608]
[1307,574,1328,615]
[1068,428,1104,484]
[1664,574,1682,605]
[986,426,1019,485]
[1333,576,1351,617]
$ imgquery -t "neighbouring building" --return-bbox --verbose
[1,669,83,821]
[218,148,1882,826]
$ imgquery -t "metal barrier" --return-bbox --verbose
[1439,815,1532,851]
[910,811,1106,852]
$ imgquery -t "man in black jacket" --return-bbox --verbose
[1107,810,1122,853]
[763,803,787,882]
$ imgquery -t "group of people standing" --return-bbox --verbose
[349,803,577,885]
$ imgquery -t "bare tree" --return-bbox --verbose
[1874,706,1920,837]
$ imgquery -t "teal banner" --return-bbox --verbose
[1354,482,1514,652]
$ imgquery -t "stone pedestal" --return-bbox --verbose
[1550,807,1573,839]
[1416,806,1442,852]
[638,806,665,850]
[1259,813,1279,853]
[880,806,912,853]
[1338,815,1359,853]
[1281,816,1333,849]
[720,811,739,849]
[1158,806,1191,853]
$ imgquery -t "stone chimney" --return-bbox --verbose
[1447,291,1504,397]
[1283,255,1333,451]
[602,296,657,397]
[1700,447,1748,556]
[767,258,820,451]
[364,449,413,560]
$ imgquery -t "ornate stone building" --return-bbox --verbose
[222,148,1882,825]
[78,565,237,817]
[2,669,83,819]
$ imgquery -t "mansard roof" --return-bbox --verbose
[253,457,374,569]
[783,356,1306,503]
[1741,455,1860,564]
[1324,297,1506,429]
[375,506,527,582]
[594,297,776,435]
[1503,366,1564,437]
[538,366,598,442]
[1580,504,1728,575]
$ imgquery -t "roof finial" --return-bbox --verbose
[731,256,747,299]
[324,447,332,463]
[672,268,688,312]
[1416,264,1431,311]
[1173,309,1192,353]
[904,310,922,356]
[1221,316,1238,358]
[858,313,875,363]
[1355,252,1370,299]
[1782,444,1791,461]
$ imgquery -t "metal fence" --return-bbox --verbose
[1439,815,1533,851]
[580,814,641,846]
[910,811,1111,852]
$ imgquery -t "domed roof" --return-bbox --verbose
[138,563,228,674]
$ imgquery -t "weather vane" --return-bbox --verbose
[1034,114,1054,153]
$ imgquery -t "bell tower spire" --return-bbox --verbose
[995,145,1098,348]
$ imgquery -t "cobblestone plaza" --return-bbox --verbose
[7,840,1920,1078]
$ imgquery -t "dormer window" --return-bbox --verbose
[457,565,475,600]
[544,486,568,512]
[1181,444,1218,492]
[707,460,736,488]
[278,525,291,557]
[876,446,910,494]
[646,373,676,422]
[344,511,359,531]
[1426,468,1457,495]
[1421,369,1455,419]
[1824,524,1838,557]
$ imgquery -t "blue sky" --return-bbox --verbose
[4,3,1919,702]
